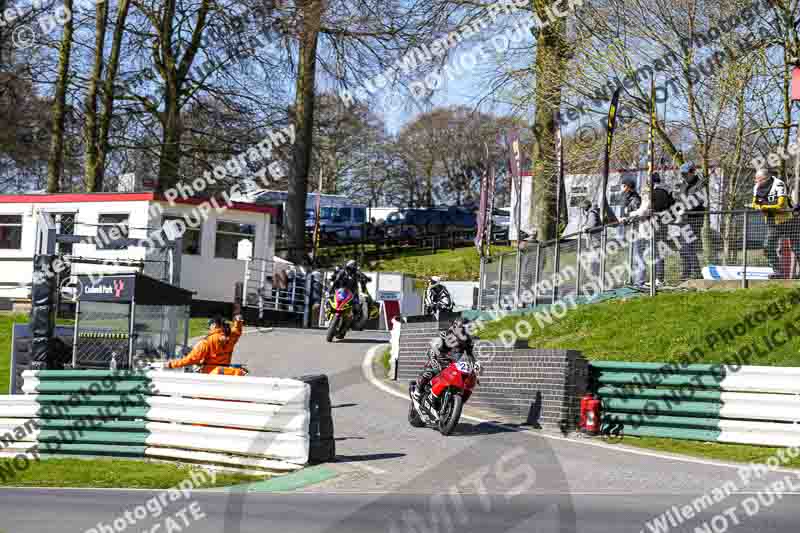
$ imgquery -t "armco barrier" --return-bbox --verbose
[0,370,334,472]
[594,361,800,447]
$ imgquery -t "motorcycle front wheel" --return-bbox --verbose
[408,402,425,428]
[326,315,341,343]
[438,392,463,436]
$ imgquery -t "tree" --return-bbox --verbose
[46,0,75,193]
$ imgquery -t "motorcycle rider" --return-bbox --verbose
[330,259,370,325]
[425,276,453,315]
[413,318,475,403]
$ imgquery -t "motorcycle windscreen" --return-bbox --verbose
[335,288,354,311]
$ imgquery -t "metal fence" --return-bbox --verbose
[242,258,313,322]
[478,209,800,310]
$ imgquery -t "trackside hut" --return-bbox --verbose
[0,192,279,310]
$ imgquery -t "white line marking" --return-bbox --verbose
[362,345,800,475]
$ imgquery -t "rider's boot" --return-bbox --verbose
[412,384,424,403]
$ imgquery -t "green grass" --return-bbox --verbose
[0,313,28,395]
[605,436,800,467]
[0,457,262,488]
[368,246,514,281]
[477,285,800,366]
[188,318,211,339]
[380,346,391,376]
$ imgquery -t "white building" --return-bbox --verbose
[0,192,278,308]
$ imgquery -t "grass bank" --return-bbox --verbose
[367,246,513,281]
[477,286,800,366]
[477,286,800,461]
[608,437,800,468]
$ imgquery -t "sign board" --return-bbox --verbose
[702,266,773,280]
[238,239,254,261]
[77,275,135,301]
[377,290,401,301]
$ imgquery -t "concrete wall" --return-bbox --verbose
[395,316,589,432]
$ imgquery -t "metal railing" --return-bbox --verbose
[479,209,800,310]
[242,258,313,323]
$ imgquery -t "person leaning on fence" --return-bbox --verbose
[752,168,800,278]
[166,314,245,374]
[677,162,706,280]
[648,173,674,285]
[580,200,602,280]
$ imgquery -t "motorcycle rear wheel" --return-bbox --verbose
[326,315,341,343]
[438,393,463,436]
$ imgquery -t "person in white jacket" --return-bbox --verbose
[621,182,654,287]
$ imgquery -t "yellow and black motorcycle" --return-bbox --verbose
[325,287,356,342]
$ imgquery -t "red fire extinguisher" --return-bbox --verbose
[580,394,601,435]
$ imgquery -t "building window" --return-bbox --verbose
[97,214,129,250]
[215,221,255,259]
[354,207,366,223]
[0,215,22,249]
[164,216,202,256]
[333,207,351,223]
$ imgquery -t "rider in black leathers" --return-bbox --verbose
[413,318,474,402]
[330,260,370,324]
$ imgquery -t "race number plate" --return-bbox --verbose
[456,361,474,374]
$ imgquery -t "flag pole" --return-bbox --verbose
[311,168,323,266]
[601,87,623,225]
[648,77,657,296]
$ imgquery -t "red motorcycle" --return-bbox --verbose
[408,354,481,435]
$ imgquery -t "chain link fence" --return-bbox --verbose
[479,209,800,310]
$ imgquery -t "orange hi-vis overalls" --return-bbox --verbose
[167,318,244,373]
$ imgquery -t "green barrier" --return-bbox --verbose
[35,419,148,431]
[30,370,149,380]
[606,425,723,442]
[591,361,720,373]
[30,381,151,394]
[36,394,149,406]
[597,386,722,402]
[602,414,723,429]
[595,372,723,389]
[36,406,149,419]
[592,361,728,443]
[602,398,723,417]
[39,430,149,446]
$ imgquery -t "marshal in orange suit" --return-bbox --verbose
[167,314,245,374]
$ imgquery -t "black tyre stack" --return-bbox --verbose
[295,374,335,463]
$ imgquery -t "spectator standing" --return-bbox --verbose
[648,173,674,285]
[580,200,602,281]
[678,162,705,280]
[621,177,647,286]
[752,168,798,278]
[621,178,648,286]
